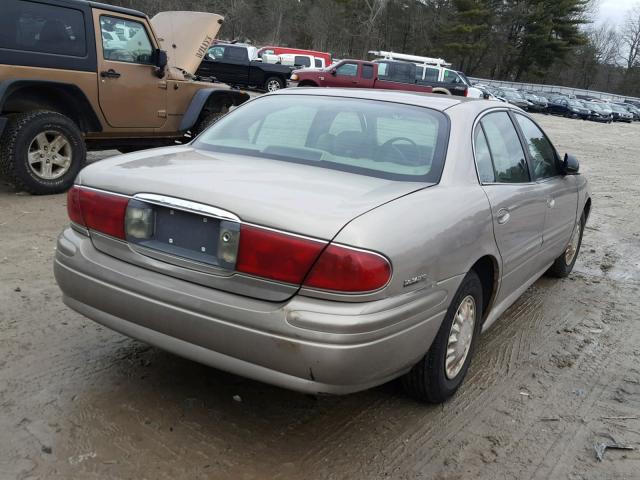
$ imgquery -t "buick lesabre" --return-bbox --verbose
[54,89,591,403]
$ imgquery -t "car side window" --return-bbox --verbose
[314,58,323,68]
[294,55,311,68]
[377,62,389,78]
[224,46,248,61]
[1,0,87,57]
[443,70,462,84]
[514,114,560,180]
[474,126,495,183]
[480,112,530,183]
[100,16,153,64]
[362,64,374,79]
[424,67,439,82]
[336,62,358,77]
[208,46,225,59]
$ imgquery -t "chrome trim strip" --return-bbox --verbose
[75,185,131,198]
[133,193,241,223]
[242,222,327,243]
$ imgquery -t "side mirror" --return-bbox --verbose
[330,68,337,76]
[155,49,168,69]
[154,49,168,77]
[563,153,580,175]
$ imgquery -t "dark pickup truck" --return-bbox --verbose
[196,43,293,92]
[291,60,435,94]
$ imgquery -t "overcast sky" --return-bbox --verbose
[596,0,640,25]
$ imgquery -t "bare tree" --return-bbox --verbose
[622,4,640,69]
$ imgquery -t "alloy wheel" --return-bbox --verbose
[28,131,72,180]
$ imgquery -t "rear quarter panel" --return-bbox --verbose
[321,184,498,302]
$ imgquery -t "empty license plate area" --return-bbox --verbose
[125,199,240,270]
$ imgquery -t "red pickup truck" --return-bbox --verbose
[290,59,434,93]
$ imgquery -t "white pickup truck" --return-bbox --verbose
[369,51,484,98]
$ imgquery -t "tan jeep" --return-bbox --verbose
[0,0,250,194]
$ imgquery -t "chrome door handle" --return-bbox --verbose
[546,197,555,208]
[497,208,510,225]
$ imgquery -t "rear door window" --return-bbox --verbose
[480,112,530,183]
[474,126,495,183]
[362,64,374,79]
[424,67,439,82]
[0,0,86,57]
[294,55,311,67]
[335,62,358,77]
[223,46,248,61]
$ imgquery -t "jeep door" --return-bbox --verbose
[473,111,547,302]
[94,11,166,128]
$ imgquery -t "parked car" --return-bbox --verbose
[257,46,332,69]
[521,92,548,113]
[263,53,326,69]
[496,88,532,110]
[582,101,612,123]
[196,42,293,91]
[609,104,633,123]
[291,59,434,94]
[619,103,640,120]
[547,98,590,119]
[369,51,484,98]
[0,1,249,194]
[54,89,591,403]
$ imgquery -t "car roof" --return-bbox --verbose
[60,0,146,18]
[269,87,507,114]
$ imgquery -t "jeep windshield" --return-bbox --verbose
[193,95,449,182]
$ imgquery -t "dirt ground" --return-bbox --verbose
[1,114,639,480]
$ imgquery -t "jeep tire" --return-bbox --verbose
[0,111,86,195]
[192,106,229,137]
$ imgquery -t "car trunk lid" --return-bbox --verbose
[77,146,431,301]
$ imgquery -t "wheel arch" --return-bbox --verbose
[468,255,499,321]
[583,197,592,221]
[431,87,452,95]
[179,89,250,132]
[0,80,102,133]
[298,80,319,87]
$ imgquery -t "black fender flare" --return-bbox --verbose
[180,89,250,132]
[0,79,102,133]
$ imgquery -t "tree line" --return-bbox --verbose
[111,0,640,97]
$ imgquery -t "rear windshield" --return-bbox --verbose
[194,95,449,182]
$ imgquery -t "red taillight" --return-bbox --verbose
[67,187,128,239]
[236,224,325,284]
[67,186,83,226]
[303,245,391,292]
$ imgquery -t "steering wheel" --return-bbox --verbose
[379,136,418,164]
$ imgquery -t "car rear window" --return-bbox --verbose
[0,0,86,57]
[194,95,449,182]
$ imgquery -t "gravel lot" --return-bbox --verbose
[1,114,639,480]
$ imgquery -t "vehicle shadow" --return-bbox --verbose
[51,274,591,479]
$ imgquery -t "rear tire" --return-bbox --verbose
[0,111,85,195]
[402,270,483,403]
[264,76,284,92]
[546,213,585,278]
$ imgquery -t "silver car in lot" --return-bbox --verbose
[54,89,591,403]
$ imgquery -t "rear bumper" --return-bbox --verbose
[54,228,450,395]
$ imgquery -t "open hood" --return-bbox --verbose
[151,11,223,76]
